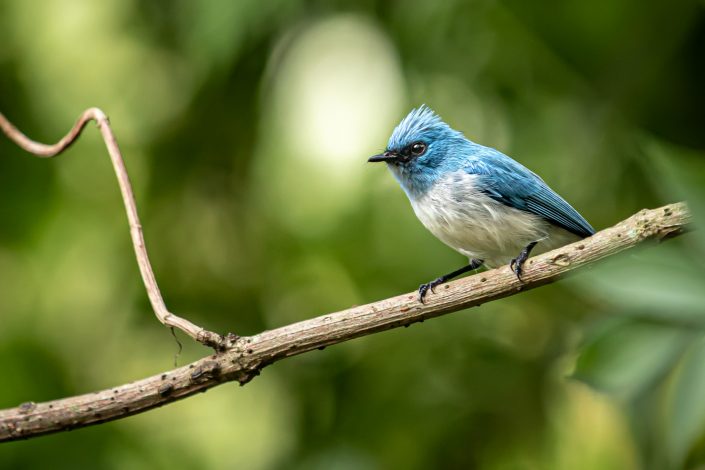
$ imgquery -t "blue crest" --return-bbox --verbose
[387,105,458,151]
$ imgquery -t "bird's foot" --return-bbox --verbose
[509,256,525,281]
[509,241,538,282]
[418,277,445,303]
[417,259,484,303]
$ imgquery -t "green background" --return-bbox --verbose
[1,0,704,468]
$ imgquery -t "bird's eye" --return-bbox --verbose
[410,142,427,156]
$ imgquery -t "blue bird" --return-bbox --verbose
[369,106,595,302]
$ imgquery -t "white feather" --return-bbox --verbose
[406,171,579,267]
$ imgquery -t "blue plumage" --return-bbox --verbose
[463,148,595,238]
[369,105,595,301]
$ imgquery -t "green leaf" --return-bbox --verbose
[575,245,705,325]
[664,336,705,468]
[574,319,695,400]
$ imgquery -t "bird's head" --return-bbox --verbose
[368,106,467,195]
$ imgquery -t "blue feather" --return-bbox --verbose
[465,147,595,237]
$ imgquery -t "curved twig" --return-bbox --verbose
[0,109,229,350]
[0,201,691,441]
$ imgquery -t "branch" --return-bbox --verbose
[0,110,229,350]
[0,201,690,441]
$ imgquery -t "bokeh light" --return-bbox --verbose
[255,14,405,236]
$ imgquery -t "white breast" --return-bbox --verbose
[407,171,579,267]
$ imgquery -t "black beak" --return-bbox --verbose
[368,151,398,163]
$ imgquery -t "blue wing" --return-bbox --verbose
[464,147,595,238]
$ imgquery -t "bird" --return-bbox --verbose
[368,105,595,302]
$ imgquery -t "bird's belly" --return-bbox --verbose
[409,177,578,267]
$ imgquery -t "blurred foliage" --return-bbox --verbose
[0,0,703,468]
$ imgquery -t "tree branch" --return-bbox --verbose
[0,110,230,350]
[0,201,690,442]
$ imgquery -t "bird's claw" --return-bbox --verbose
[510,257,524,281]
[510,241,537,282]
[418,278,443,303]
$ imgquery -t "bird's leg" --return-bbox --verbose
[418,259,484,303]
[509,241,538,281]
